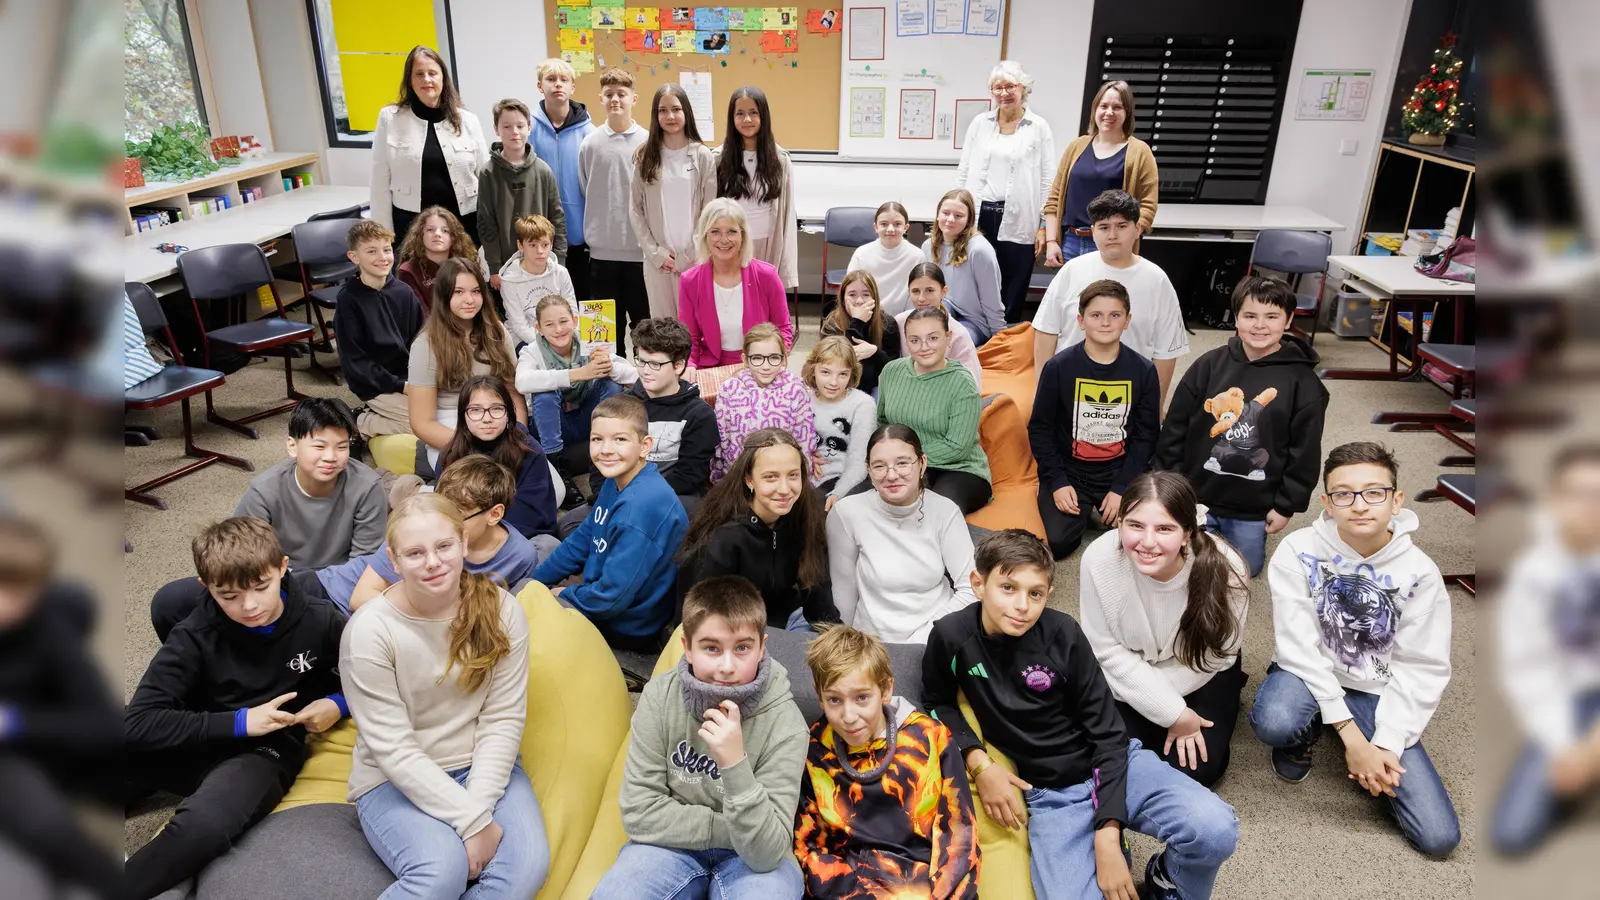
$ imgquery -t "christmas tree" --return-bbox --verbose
[1402,32,1464,139]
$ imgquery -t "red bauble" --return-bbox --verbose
[1431,65,1438,73]
[1434,99,1446,111]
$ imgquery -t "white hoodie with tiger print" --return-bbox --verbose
[1267,507,1452,755]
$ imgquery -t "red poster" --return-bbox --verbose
[805,8,841,33]
[625,29,661,52]
[759,30,798,53]
[663,6,694,28]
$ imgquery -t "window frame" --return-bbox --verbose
[126,0,216,143]
[304,0,460,149]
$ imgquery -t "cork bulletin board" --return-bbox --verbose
[543,3,845,151]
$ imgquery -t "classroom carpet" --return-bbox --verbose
[123,310,1479,898]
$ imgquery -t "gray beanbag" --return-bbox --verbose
[194,803,392,900]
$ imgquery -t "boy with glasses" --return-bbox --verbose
[1250,441,1459,858]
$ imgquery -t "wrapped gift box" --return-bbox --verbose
[124,157,145,188]
[210,135,241,160]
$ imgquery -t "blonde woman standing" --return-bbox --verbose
[629,84,717,319]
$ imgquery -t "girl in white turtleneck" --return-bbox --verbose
[1078,470,1248,788]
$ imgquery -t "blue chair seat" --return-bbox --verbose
[208,317,315,353]
[126,364,226,409]
[1417,343,1475,374]
[306,260,357,284]
[1450,398,1475,422]
[1437,473,1475,512]
[825,267,849,286]
[309,285,342,309]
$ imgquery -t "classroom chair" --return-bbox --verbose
[176,243,317,439]
[1418,472,1477,595]
[305,204,365,221]
[1373,343,1475,430]
[1437,398,1475,467]
[290,218,360,384]
[820,206,877,297]
[124,281,252,510]
[1247,229,1332,344]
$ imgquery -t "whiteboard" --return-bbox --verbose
[835,0,1006,160]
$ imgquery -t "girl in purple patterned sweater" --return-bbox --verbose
[713,323,816,481]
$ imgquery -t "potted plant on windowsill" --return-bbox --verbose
[1401,32,1464,147]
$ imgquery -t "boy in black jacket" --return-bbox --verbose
[124,517,349,900]
[1154,275,1329,576]
[334,219,426,438]
[591,318,717,512]
[923,529,1238,900]
[1028,278,1160,560]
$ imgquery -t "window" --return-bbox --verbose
[306,0,458,148]
[124,0,208,142]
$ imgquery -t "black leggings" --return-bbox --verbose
[1115,659,1248,788]
[926,467,992,516]
[590,257,648,343]
[976,199,1039,323]
[0,755,121,897]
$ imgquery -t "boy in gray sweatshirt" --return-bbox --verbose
[479,98,567,283]
[579,69,650,343]
[592,575,809,899]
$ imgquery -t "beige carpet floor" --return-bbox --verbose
[124,310,1477,897]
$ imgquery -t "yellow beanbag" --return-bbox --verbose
[368,433,419,476]
[959,690,1036,900]
[273,581,633,900]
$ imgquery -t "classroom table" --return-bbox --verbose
[1318,254,1475,381]
[124,185,370,291]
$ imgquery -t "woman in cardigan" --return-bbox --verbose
[1077,471,1249,787]
[954,61,1056,322]
[715,86,800,294]
[370,46,490,241]
[875,306,990,515]
[1042,80,1159,266]
[629,83,718,319]
[678,198,792,372]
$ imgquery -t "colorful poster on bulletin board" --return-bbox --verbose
[697,30,731,53]
[725,7,753,29]
[694,6,729,29]
[557,7,591,27]
[562,49,597,72]
[563,0,590,5]
[806,8,841,32]
[559,28,594,49]
[759,29,799,52]
[591,0,623,5]
[764,7,798,29]
[624,28,661,51]
[592,5,625,27]
[665,7,695,27]
[626,6,659,27]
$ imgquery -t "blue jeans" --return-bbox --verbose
[356,761,549,900]
[1203,513,1266,577]
[1491,690,1600,855]
[531,378,624,456]
[1248,664,1461,858]
[589,842,804,900]
[1024,740,1238,900]
[1059,232,1096,263]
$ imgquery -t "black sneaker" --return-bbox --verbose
[1272,742,1315,783]
[1142,851,1179,900]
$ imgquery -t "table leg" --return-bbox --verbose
[1320,296,1423,381]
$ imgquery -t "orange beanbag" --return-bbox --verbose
[976,322,1040,422]
[967,392,1046,539]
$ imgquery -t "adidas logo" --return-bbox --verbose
[967,663,990,679]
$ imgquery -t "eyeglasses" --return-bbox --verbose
[904,334,947,348]
[465,405,508,422]
[1327,487,1396,507]
[397,537,463,566]
[991,82,1022,94]
[869,460,920,478]
[746,353,785,367]
[633,356,674,372]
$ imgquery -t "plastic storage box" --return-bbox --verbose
[1330,289,1380,338]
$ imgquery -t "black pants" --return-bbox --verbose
[1115,659,1248,788]
[151,569,328,643]
[591,258,650,347]
[976,200,1039,323]
[0,754,121,897]
[123,739,305,900]
[1037,481,1112,560]
[567,243,592,302]
[391,206,476,252]
[927,467,992,516]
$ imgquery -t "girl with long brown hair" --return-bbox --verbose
[630,83,717,319]
[397,205,478,315]
[370,45,489,241]
[679,428,834,630]
[342,492,549,899]
[408,258,525,471]
[715,85,799,291]
[820,270,900,395]
[923,188,1005,345]
[1076,470,1249,787]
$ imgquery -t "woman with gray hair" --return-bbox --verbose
[676,198,793,370]
[954,60,1057,322]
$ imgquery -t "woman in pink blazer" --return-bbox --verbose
[678,197,793,371]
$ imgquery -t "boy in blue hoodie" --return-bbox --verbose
[532,393,688,650]
[531,58,597,302]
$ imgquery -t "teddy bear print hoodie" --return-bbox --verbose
[1267,507,1452,754]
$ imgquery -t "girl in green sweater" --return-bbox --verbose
[875,306,991,514]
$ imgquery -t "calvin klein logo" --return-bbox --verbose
[287,651,317,674]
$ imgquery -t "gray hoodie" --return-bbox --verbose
[619,654,809,872]
[477,140,567,273]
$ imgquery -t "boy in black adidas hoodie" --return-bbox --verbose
[590,318,717,511]
[923,529,1238,900]
[124,517,348,900]
[1154,275,1329,576]
[334,219,425,438]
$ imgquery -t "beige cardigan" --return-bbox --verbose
[1042,134,1160,235]
[628,141,719,271]
[713,145,799,289]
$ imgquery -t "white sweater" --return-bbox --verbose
[1078,528,1249,727]
[811,388,876,498]
[1268,508,1452,754]
[369,104,490,230]
[847,239,927,317]
[497,254,577,348]
[342,586,529,838]
[826,489,978,643]
[1497,519,1600,755]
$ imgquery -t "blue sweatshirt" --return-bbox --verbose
[531,100,596,251]
[531,462,688,640]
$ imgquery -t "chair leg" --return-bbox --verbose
[127,397,254,508]
[1443,573,1476,595]
[1439,455,1475,468]
[307,305,343,385]
[1415,489,1444,502]
[205,389,260,439]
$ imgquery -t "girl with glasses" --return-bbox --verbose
[876,306,992,516]
[434,375,562,544]
[514,295,639,482]
[825,424,979,644]
[712,323,814,481]
[342,491,549,900]
[896,263,982,391]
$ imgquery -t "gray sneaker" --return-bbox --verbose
[1271,742,1315,783]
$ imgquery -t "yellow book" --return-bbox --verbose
[579,299,617,346]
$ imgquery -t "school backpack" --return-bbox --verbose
[1186,253,1249,330]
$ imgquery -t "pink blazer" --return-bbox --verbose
[678,258,793,368]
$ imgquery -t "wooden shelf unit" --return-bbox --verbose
[124,151,324,235]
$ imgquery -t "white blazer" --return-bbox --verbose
[369,104,490,231]
[954,108,1056,245]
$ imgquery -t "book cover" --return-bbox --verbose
[579,299,617,346]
